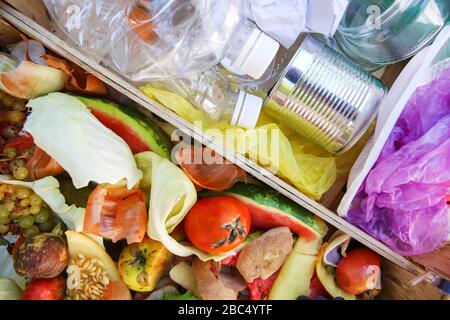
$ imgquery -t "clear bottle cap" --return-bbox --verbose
[231,91,263,129]
[222,29,280,79]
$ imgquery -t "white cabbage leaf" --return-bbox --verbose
[138,152,233,261]
[0,278,22,300]
[0,245,25,290]
[24,93,142,189]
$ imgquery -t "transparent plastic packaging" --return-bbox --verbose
[43,0,279,82]
[335,0,449,69]
[155,67,263,128]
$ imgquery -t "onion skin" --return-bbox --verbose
[175,147,246,191]
[335,248,381,295]
[0,61,66,99]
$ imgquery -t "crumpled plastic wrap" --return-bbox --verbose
[44,0,349,82]
[44,0,245,82]
[347,67,450,256]
[141,85,365,200]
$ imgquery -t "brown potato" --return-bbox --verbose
[13,234,69,278]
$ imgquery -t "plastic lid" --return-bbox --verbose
[222,29,280,79]
[231,91,263,129]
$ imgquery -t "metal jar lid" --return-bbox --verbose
[266,35,387,155]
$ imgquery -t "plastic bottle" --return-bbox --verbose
[44,0,280,82]
[158,67,263,128]
[219,18,280,80]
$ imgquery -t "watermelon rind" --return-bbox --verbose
[201,182,328,239]
[75,96,172,159]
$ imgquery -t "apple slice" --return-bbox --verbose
[269,237,322,300]
[169,261,199,296]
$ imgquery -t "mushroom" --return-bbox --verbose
[236,227,293,283]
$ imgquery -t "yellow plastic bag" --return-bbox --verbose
[141,85,365,200]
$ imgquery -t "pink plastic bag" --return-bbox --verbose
[348,67,450,256]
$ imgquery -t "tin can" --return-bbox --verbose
[265,35,386,155]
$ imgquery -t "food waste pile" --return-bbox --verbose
[0,38,383,301]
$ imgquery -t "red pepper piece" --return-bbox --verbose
[247,272,278,300]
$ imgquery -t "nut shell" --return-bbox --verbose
[13,234,69,278]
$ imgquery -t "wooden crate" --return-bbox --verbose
[1,0,448,298]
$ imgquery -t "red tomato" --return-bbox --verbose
[335,248,381,295]
[84,185,147,244]
[221,254,238,266]
[184,197,251,254]
[26,147,64,180]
